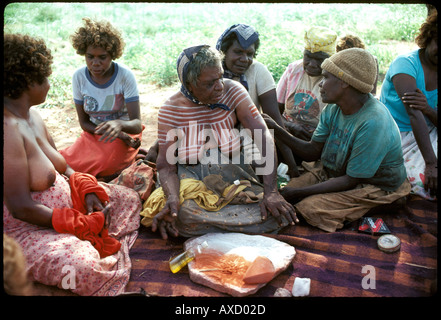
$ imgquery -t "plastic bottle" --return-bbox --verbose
[169,241,209,273]
[277,163,290,188]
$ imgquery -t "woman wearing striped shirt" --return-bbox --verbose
[151,45,298,239]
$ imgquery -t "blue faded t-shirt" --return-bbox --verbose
[379,50,438,132]
[312,95,407,191]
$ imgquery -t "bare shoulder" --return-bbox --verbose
[29,107,45,123]
[162,90,196,108]
[223,78,239,90]
[29,107,53,137]
[3,109,25,159]
[223,79,249,97]
[3,108,20,132]
[163,91,186,106]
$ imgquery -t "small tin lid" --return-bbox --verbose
[377,234,401,253]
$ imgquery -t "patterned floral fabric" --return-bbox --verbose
[400,126,438,200]
[3,172,141,296]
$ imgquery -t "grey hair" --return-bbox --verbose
[186,46,224,87]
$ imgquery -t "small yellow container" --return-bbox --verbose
[169,241,208,273]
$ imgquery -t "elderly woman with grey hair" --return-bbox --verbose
[142,45,298,239]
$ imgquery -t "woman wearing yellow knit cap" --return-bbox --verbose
[277,26,337,145]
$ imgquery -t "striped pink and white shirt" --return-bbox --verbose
[276,59,325,131]
[276,59,305,105]
[158,82,260,164]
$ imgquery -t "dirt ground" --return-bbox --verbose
[36,83,180,152]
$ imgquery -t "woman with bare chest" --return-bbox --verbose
[3,34,141,296]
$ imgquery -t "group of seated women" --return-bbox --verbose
[3,10,437,295]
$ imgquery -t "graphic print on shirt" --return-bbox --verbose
[284,89,320,132]
[84,93,125,123]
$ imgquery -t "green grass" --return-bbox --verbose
[4,2,428,106]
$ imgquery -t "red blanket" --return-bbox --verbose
[126,196,437,297]
[68,172,109,213]
[52,208,121,258]
[52,172,120,258]
[34,195,436,298]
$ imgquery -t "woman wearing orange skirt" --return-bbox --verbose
[60,18,143,181]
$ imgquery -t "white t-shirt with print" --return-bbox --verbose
[72,62,139,125]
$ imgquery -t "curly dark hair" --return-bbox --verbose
[336,34,366,52]
[70,17,125,59]
[415,10,437,48]
[3,34,53,99]
[219,31,260,58]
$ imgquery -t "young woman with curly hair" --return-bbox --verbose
[59,18,143,181]
[380,10,438,200]
[3,33,141,295]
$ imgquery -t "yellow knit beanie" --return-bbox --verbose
[321,48,377,93]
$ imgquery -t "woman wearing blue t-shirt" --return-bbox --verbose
[60,18,143,181]
[264,48,410,232]
[380,11,437,200]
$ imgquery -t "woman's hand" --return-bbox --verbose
[402,88,437,127]
[118,131,141,148]
[85,193,111,227]
[151,195,180,239]
[402,89,431,114]
[260,191,299,226]
[262,113,280,130]
[263,114,312,141]
[285,122,313,141]
[85,193,107,213]
[95,120,123,143]
[424,162,437,197]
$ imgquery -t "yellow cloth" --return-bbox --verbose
[304,26,337,56]
[140,178,248,227]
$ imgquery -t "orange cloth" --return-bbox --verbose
[60,129,143,178]
[68,172,109,213]
[52,208,121,258]
[52,172,120,258]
